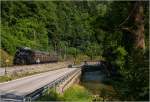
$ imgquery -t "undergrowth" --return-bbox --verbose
[36,84,92,102]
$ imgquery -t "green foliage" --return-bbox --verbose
[112,47,127,69]
[0,49,13,67]
[103,46,127,69]
[37,84,92,101]
[1,1,149,101]
[74,54,90,64]
[112,49,149,101]
[36,89,64,101]
[0,76,12,82]
[1,1,101,62]
[67,47,79,58]
[84,43,102,60]
[63,84,92,101]
[95,1,149,101]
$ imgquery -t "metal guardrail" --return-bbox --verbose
[61,69,81,92]
[25,68,81,101]
[0,93,24,102]
[0,68,81,102]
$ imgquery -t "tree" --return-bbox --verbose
[120,1,145,49]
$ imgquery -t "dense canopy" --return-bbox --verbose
[0,1,149,101]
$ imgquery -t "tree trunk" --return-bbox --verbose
[132,1,145,49]
[121,1,145,50]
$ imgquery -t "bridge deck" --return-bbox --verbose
[0,68,79,100]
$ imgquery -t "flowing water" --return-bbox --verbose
[80,69,118,101]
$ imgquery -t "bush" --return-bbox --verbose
[74,54,90,64]
[36,84,92,101]
[103,46,127,69]
[63,84,92,101]
[0,49,13,67]
[111,49,149,101]
[36,88,64,101]
[113,46,127,69]
[0,76,12,82]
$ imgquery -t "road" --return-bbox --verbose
[0,68,5,76]
[0,68,78,97]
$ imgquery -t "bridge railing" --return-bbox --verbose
[25,68,81,101]
[0,68,81,102]
[80,61,102,67]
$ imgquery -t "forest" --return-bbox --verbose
[0,0,149,101]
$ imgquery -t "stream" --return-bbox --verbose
[80,68,118,101]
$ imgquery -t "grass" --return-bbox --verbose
[0,75,12,82]
[0,71,39,82]
[36,88,64,101]
[36,84,92,101]
[63,84,92,102]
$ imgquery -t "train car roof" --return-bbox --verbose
[33,50,49,55]
[17,47,51,55]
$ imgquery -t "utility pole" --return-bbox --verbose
[34,30,35,41]
[64,45,66,60]
[5,59,9,75]
[33,30,38,49]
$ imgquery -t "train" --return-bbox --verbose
[13,47,58,65]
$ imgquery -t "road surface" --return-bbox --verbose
[0,68,78,97]
[0,68,5,76]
